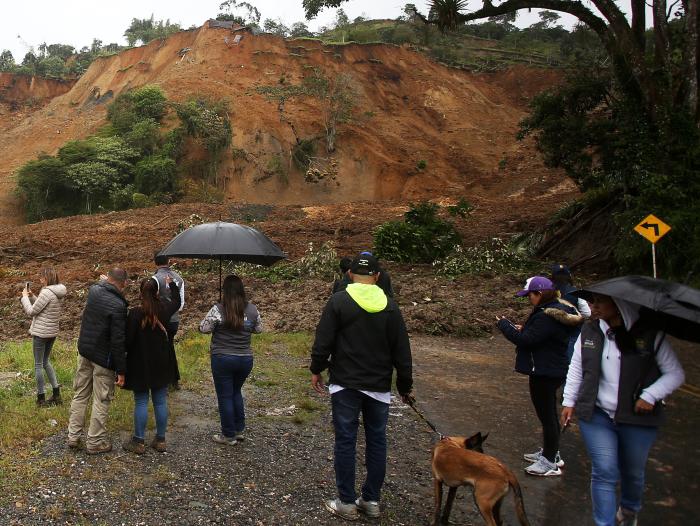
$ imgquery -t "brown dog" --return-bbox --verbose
[431,433,530,526]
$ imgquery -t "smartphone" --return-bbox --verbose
[25,282,30,290]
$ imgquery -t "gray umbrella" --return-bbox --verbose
[573,275,700,341]
[158,221,286,298]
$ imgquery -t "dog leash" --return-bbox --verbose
[406,398,445,439]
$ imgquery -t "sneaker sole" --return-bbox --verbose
[525,467,562,477]
[523,455,565,468]
[324,502,359,521]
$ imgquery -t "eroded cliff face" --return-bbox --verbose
[0,25,568,225]
[0,73,74,107]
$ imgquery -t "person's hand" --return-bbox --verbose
[401,391,415,405]
[115,374,125,388]
[165,275,173,285]
[311,373,326,395]
[99,274,108,281]
[560,406,574,428]
[21,288,29,297]
[634,398,655,414]
[514,324,523,331]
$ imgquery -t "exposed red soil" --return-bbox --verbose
[0,25,571,225]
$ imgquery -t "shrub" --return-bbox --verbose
[134,155,177,194]
[373,202,461,263]
[107,85,167,134]
[434,238,532,277]
[416,159,427,170]
[234,242,337,282]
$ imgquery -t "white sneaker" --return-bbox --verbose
[523,448,565,467]
[525,456,562,477]
[212,433,237,445]
[324,498,359,521]
[356,497,380,518]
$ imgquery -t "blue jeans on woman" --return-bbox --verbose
[211,354,254,438]
[579,407,658,526]
[133,387,169,440]
[33,336,59,395]
[331,389,390,504]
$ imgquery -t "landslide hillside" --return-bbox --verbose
[0,23,571,225]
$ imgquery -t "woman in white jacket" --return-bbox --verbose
[560,295,685,526]
[21,267,67,407]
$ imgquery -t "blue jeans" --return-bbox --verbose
[211,354,253,438]
[331,389,390,504]
[33,336,59,395]
[133,387,168,440]
[579,407,658,526]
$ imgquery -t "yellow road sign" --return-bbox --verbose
[634,214,671,244]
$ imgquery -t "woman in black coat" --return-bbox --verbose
[497,276,582,477]
[123,276,181,454]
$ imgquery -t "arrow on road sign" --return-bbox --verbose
[640,222,660,237]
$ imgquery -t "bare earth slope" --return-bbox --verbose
[0,25,572,225]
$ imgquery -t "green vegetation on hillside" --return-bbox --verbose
[15,85,231,222]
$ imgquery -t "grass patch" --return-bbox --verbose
[0,331,320,502]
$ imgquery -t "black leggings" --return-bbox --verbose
[529,375,564,462]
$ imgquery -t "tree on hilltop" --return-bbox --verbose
[124,15,182,46]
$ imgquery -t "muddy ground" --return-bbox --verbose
[0,333,697,526]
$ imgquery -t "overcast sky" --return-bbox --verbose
[1,1,569,62]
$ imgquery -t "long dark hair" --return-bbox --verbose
[221,275,247,331]
[139,277,160,329]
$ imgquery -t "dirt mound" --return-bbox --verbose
[0,184,578,341]
[0,25,567,225]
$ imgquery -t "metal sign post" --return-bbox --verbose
[634,214,671,278]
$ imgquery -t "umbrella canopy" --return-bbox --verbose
[158,222,286,266]
[573,275,700,342]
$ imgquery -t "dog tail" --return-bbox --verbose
[507,471,531,526]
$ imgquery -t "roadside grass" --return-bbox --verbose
[0,331,321,502]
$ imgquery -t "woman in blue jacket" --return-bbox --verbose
[497,276,582,477]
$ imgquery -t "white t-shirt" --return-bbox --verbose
[328,384,391,404]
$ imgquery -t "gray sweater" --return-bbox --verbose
[153,267,185,323]
[199,303,262,356]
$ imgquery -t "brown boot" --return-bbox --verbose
[36,393,49,408]
[122,438,146,455]
[151,437,167,453]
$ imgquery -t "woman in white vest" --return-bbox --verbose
[561,294,685,526]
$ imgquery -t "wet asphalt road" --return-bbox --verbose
[411,334,699,526]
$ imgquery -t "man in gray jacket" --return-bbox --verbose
[153,253,185,388]
[67,268,128,454]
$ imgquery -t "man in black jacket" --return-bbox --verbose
[310,253,413,521]
[67,268,128,454]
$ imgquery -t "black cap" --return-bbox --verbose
[551,263,571,276]
[350,253,379,275]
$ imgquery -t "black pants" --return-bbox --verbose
[529,375,564,462]
[167,321,180,383]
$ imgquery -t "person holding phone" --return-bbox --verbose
[20,267,67,407]
[560,294,685,526]
[496,276,583,477]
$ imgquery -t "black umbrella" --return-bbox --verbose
[573,275,700,342]
[158,222,286,299]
